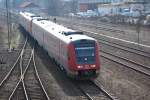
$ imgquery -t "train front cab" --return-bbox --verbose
[67,39,100,79]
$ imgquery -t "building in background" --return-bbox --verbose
[0,0,4,8]
[78,0,150,17]
[78,0,111,12]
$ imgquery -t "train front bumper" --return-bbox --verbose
[67,69,100,79]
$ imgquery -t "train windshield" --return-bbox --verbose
[74,40,96,64]
[64,32,83,36]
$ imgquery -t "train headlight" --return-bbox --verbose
[91,65,96,68]
[77,65,83,69]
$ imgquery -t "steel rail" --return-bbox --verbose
[33,49,50,100]
[74,80,118,100]
[101,50,150,70]
[75,83,94,100]
[8,49,34,100]
[80,22,125,33]
[76,18,119,28]
[98,39,150,58]
[56,18,125,34]
[90,81,118,100]
[0,38,27,87]
[101,52,150,77]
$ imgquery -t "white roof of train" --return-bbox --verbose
[20,12,42,20]
[21,12,96,44]
[20,12,35,17]
[34,19,95,43]
[20,12,34,20]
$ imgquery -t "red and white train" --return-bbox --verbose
[19,12,100,79]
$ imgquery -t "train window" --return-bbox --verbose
[37,18,49,21]
[64,32,83,36]
[74,41,96,64]
[31,15,40,18]
[75,48,95,64]
[75,47,95,57]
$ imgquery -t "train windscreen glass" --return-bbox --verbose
[64,32,83,36]
[74,40,96,64]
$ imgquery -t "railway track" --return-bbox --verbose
[0,37,50,99]
[97,39,150,72]
[72,17,150,32]
[88,31,150,76]
[75,21,125,34]
[57,17,150,34]
[54,17,125,34]
[101,50,150,77]
[0,37,28,99]
[73,80,118,100]
[87,34,150,76]
[9,48,50,100]
[97,39,150,58]
[8,48,34,100]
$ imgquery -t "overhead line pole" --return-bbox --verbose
[6,0,11,51]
